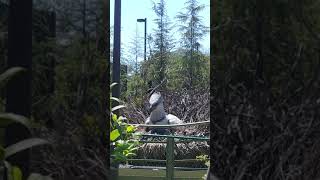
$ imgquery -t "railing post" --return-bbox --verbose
[166,137,174,180]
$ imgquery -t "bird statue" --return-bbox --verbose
[145,92,183,134]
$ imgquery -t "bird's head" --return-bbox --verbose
[148,92,164,113]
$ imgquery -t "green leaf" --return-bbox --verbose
[125,152,136,157]
[5,138,49,159]
[111,105,126,112]
[12,166,22,180]
[27,173,54,180]
[126,125,135,133]
[112,114,118,122]
[110,129,120,141]
[0,113,30,129]
[0,67,25,85]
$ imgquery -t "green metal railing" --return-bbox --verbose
[126,121,210,180]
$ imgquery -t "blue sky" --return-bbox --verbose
[110,0,210,63]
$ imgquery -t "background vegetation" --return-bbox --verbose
[211,0,320,179]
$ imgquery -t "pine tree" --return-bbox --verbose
[151,0,174,87]
[176,0,208,88]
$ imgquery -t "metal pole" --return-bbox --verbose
[166,137,174,180]
[112,0,121,107]
[144,18,147,61]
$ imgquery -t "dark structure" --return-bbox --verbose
[0,2,56,96]
[0,1,56,178]
[5,1,32,179]
[112,0,121,110]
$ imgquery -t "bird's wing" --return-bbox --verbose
[145,117,151,124]
[154,119,169,125]
[167,114,183,124]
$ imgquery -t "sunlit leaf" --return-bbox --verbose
[111,105,126,112]
[112,114,117,121]
[110,129,120,141]
[110,82,118,89]
[126,125,135,133]
[110,97,121,103]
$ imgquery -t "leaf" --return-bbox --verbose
[0,67,25,85]
[111,105,126,112]
[118,116,127,121]
[110,82,118,89]
[126,125,135,133]
[5,138,49,159]
[12,166,22,180]
[110,129,120,141]
[0,113,30,129]
[4,161,13,180]
[110,97,121,103]
[27,173,54,180]
[112,114,117,122]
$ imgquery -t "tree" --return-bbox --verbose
[149,0,174,88]
[176,0,208,88]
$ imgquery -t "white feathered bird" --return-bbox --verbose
[145,92,183,134]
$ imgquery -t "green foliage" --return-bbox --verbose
[166,50,209,90]
[196,155,210,167]
[0,67,52,180]
[110,83,141,165]
[125,74,147,105]
[175,0,209,88]
[196,155,210,180]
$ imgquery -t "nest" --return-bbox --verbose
[122,89,210,168]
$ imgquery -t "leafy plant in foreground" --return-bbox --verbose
[110,83,141,165]
[0,67,53,180]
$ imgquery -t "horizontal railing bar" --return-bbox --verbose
[174,167,208,171]
[175,159,210,162]
[127,159,210,163]
[126,166,208,171]
[141,134,209,140]
[129,121,210,128]
[139,140,167,143]
[139,140,208,144]
[128,159,166,163]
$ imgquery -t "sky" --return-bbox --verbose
[110,0,210,64]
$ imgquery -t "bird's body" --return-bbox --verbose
[145,92,183,134]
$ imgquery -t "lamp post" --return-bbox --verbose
[137,18,147,61]
[112,0,121,111]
